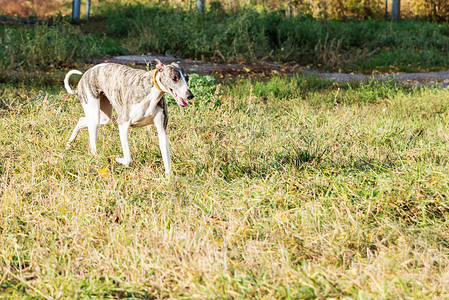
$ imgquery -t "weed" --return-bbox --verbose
[345,78,411,104]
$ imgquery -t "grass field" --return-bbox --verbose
[1,75,449,298]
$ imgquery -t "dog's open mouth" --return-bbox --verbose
[170,89,189,107]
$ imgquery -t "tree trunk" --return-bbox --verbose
[72,0,81,23]
[392,0,400,21]
[86,0,91,21]
[384,0,389,20]
[196,0,205,16]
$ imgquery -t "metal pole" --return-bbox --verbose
[72,0,81,23]
[196,0,204,16]
[392,0,400,21]
[86,0,91,21]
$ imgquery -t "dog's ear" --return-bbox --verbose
[155,59,165,72]
[170,62,180,68]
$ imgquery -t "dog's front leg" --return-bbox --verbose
[154,112,171,177]
[158,129,171,177]
[116,120,132,166]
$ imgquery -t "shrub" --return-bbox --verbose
[166,74,221,108]
[0,19,125,70]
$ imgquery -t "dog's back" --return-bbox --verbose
[77,63,155,105]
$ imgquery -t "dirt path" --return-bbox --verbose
[94,54,449,88]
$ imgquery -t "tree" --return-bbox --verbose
[72,0,91,23]
[196,0,205,15]
[86,0,91,21]
[72,0,80,23]
[392,0,400,21]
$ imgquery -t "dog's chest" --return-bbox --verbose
[128,93,166,128]
[129,101,156,127]
[130,116,155,127]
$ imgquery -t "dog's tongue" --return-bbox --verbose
[175,94,189,107]
[179,98,189,107]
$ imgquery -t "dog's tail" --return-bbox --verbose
[64,70,83,95]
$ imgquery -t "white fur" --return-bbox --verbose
[64,70,83,95]
[65,62,193,177]
[129,89,164,126]
[179,72,190,99]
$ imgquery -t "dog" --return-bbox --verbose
[64,60,194,176]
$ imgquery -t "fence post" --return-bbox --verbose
[392,0,400,21]
[86,0,91,21]
[72,0,81,23]
[196,0,205,16]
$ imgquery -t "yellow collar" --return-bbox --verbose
[153,69,164,93]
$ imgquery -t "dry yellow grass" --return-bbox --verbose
[1,77,449,298]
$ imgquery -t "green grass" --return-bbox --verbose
[0,16,125,71]
[94,4,449,73]
[2,3,449,73]
[1,75,449,298]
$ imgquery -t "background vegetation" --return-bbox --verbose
[1,2,449,73]
[1,0,449,298]
[1,0,448,21]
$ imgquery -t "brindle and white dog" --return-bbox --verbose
[64,59,194,176]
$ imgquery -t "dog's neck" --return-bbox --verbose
[153,69,165,93]
[142,71,166,116]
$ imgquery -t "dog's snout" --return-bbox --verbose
[187,91,194,100]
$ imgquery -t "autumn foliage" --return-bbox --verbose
[0,0,64,17]
[0,0,448,21]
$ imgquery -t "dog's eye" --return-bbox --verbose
[172,75,179,81]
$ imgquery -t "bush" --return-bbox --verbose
[0,19,125,70]
[2,3,449,73]
[98,4,449,72]
[166,74,221,108]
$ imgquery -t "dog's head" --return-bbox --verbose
[155,59,194,107]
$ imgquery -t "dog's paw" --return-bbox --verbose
[65,141,73,150]
[89,149,98,156]
[115,157,132,166]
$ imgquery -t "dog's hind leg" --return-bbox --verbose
[86,115,100,156]
[99,93,112,125]
[81,94,101,156]
[67,97,103,152]
[116,120,132,166]
[68,94,111,154]
[67,117,88,148]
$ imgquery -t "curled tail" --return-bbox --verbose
[64,70,83,95]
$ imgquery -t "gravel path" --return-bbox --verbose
[94,54,449,88]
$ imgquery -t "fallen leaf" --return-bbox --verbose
[99,167,109,178]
